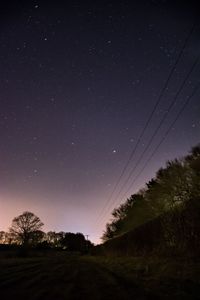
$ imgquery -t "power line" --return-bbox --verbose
[105,56,199,207]
[97,58,199,227]
[98,78,200,229]
[94,20,196,225]
[118,80,200,203]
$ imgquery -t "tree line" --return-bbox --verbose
[102,143,200,242]
[0,211,93,253]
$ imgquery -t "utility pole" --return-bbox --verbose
[84,235,89,252]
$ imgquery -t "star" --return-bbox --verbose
[0,0,199,246]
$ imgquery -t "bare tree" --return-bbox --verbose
[10,211,44,246]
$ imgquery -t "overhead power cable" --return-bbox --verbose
[106,56,199,205]
[118,79,200,204]
[97,57,199,227]
[95,20,197,225]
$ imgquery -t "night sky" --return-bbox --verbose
[1,1,200,244]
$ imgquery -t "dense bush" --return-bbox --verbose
[102,144,200,242]
[102,197,200,257]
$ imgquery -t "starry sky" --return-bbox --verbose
[0,1,200,244]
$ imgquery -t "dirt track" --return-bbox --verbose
[0,255,199,300]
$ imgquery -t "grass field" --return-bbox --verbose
[0,253,200,300]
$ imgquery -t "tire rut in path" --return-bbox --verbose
[70,258,149,300]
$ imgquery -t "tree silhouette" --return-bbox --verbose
[60,232,87,252]
[10,211,44,246]
[30,230,46,246]
[102,143,200,241]
[0,231,6,244]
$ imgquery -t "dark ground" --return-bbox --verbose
[0,254,200,300]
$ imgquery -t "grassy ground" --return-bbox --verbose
[0,253,199,300]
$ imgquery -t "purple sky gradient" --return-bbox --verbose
[0,1,199,244]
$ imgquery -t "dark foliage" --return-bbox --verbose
[102,197,200,257]
[102,144,200,242]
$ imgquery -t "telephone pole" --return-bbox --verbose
[84,235,89,252]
